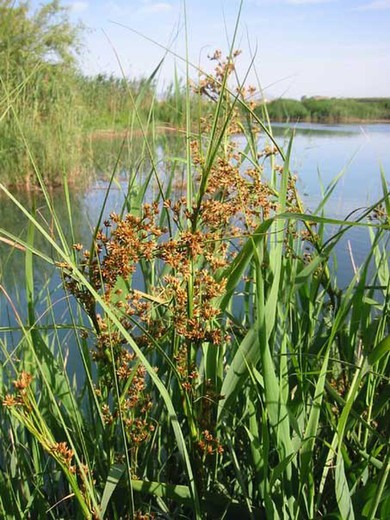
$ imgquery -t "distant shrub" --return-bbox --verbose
[257,99,310,121]
[301,97,390,122]
[256,97,390,123]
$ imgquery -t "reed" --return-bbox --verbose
[0,0,88,187]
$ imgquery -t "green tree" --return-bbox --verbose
[0,0,81,80]
[0,0,85,187]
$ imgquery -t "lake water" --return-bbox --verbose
[272,122,389,280]
[1,122,389,372]
[273,122,390,214]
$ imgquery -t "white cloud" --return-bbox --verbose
[354,0,390,10]
[70,1,88,13]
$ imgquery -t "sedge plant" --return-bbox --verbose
[0,32,389,520]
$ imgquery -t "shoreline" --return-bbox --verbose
[88,119,390,140]
[267,118,390,125]
[89,125,182,140]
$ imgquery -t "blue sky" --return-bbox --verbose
[37,0,390,98]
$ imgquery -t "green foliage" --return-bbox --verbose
[259,96,390,123]
[80,74,157,130]
[0,0,80,77]
[0,0,86,187]
[301,97,390,122]
[261,98,310,121]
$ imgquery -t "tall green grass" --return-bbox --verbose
[0,0,88,188]
[1,31,389,520]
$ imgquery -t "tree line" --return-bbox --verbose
[256,96,390,123]
[1,1,389,188]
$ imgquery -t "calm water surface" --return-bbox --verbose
[272,123,389,282]
[1,123,389,371]
[274,122,390,213]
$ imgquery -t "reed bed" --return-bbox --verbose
[0,41,389,520]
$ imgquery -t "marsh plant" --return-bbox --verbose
[1,46,389,520]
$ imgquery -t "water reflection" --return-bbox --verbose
[0,188,89,372]
[1,124,389,366]
[271,123,390,214]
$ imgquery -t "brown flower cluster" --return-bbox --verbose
[64,197,231,352]
[93,329,154,448]
[191,50,243,135]
[194,49,240,103]
[198,429,224,456]
[173,346,199,393]
[120,363,154,445]
[50,441,75,471]
[134,512,155,520]
[202,155,277,232]
[164,270,227,344]
[57,49,307,484]
[369,202,387,223]
[2,371,33,409]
